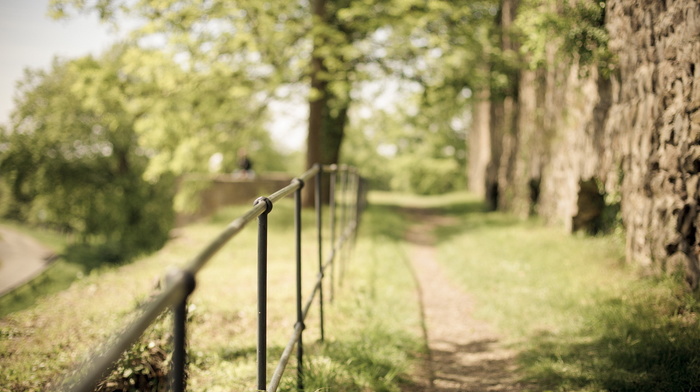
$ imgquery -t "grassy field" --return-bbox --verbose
[0,198,423,391]
[2,191,700,391]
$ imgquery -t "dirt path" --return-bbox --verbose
[402,208,525,392]
[0,226,55,296]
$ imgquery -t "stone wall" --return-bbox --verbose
[605,0,700,284]
[537,61,610,232]
[472,0,700,286]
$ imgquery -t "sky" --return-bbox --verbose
[0,0,121,127]
[0,0,307,151]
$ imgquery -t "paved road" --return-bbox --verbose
[0,226,55,296]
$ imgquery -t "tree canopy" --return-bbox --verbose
[48,0,498,194]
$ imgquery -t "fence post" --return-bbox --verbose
[314,164,325,342]
[350,169,360,255]
[328,165,337,303]
[165,269,196,392]
[293,178,305,391]
[339,165,349,285]
[255,196,273,391]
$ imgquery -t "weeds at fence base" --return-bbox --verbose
[283,331,417,392]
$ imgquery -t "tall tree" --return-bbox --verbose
[306,0,328,204]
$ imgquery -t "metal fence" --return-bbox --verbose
[61,163,366,392]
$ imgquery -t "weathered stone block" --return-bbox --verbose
[683,145,700,173]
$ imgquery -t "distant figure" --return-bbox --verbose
[236,148,255,179]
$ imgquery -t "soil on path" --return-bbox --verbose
[401,208,526,392]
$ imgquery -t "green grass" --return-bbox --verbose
[429,192,700,392]
[0,221,146,318]
[0,223,76,318]
[4,190,700,392]
[0,260,84,317]
[0,199,423,392]
[286,200,423,392]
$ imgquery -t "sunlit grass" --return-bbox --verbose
[0,199,423,391]
[5,190,699,391]
[432,194,700,391]
[369,190,484,210]
[286,203,423,392]
[438,210,627,338]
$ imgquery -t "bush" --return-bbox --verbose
[390,157,465,195]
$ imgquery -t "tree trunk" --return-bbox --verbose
[304,0,328,207]
[303,0,350,206]
[485,0,519,210]
[468,87,491,197]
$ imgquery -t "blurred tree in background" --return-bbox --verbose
[0,0,516,263]
[0,49,174,262]
[49,0,496,196]
[0,0,621,264]
[50,0,304,175]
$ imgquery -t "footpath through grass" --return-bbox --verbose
[1,197,423,391]
[421,192,700,392]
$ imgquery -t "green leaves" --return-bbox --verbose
[515,0,611,72]
[1,49,174,261]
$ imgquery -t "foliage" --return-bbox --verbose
[49,0,501,184]
[52,0,318,175]
[94,316,172,392]
[117,48,283,178]
[0,50,174,262]
[344,0,493,194]
[391,156,464,195]
[342,82,467,195]
[50,0,298,178]
[515,0,613,74]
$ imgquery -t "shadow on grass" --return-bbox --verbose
[63,242,128,271]
[364,192,493,243]
[520,281,700,391]
[0,260,78,317]
[369,191,700,391]
[217,344,285,363]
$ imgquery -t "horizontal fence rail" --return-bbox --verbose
[60,163,366,392]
